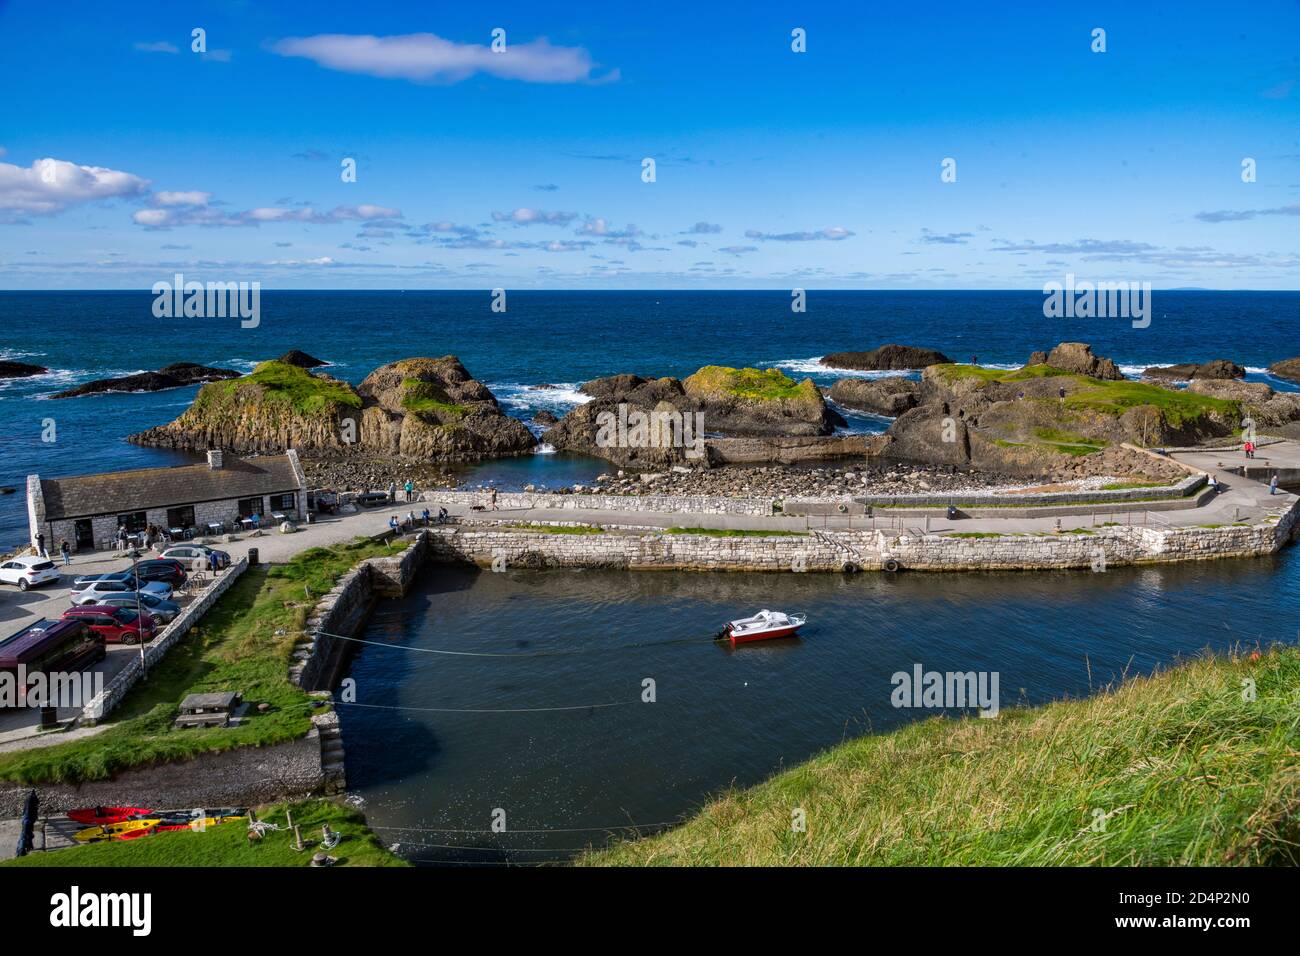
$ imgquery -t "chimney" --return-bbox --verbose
[207,449,224,469]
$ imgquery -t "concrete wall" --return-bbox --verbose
[81,557,250,724]
[424,498,1299,573]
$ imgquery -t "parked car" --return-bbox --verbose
[158,544,231,569]
[62,605,156,645]
[93,591,182,625]
[131,559,188,587]
[69,573,172,604]
[0,555,61,591]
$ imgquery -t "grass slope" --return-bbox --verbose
[201,360,362,416]
[0,537,405,786]
[582,646,1300,866]
[2,799,405,868]
[685,365,819,402]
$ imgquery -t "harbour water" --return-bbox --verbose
[343,551,1299,865]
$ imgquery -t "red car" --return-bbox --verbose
[62,605,157,645]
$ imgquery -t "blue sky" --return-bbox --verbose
[1,0,1297,289]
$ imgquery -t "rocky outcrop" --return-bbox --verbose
[1191,379,1300,430]
[354,356,535,459]
[820,344,951,371]
[277,350,328,368]
[533,410,558,426]
[875,362,1242,476]
[682,366,842,436]
[131,355,534,461]
[51,362,238,398]
[1268,357,1300,383]
[544,365,846,467]
[1040,343,1124,380]
[1143,359,1244,381]
[829,377,922,416]
[0,360,48,378]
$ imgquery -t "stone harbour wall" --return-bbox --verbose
[425,490,776,516]
[294,534,426,690]
[423,498,1299,573]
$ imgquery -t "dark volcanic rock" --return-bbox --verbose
[277,350,328,368]
[51,363,238,399]
[829,377,922,416]
[1143,359,1244,381]
[0,360,49,378]
[821,344,952,371]
[1267,357,1300,383]
[533,410,559,426]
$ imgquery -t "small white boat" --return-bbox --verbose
[719,609,807,644]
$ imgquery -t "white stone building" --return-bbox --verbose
[27,449,307,552]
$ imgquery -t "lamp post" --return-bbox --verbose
[126,547,147,679]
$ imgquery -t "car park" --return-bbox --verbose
[93,591,181,625]
[157,544,231,569]
[0,555,61,591]
[0,619,106,706]
[62,605,156,645]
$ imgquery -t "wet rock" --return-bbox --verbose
[277,350,328,368]
[1268,356,1300,383]
[1143,359,1244,381]
[0,360,49,378]
[820,344,952,371]
[829,377,922,416]
[52,362,238,398]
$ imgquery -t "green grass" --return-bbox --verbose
[685,365,819,402]
[946,532,1003,538]
[931,363,1073,383]
[581,646,1300,866]
[0,799,405,868]
[507,523,605,535]
[400,377,469,417]
[1101,480,1167,491]
[204,360,362,416]
[664,527,808,538]
[0,537,405,786]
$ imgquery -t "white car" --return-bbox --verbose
[0,556,61,591]
[69,574,172,605]
[158,544,230,568]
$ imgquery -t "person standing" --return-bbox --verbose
[388,481,397,503]
[489,487,498,511]
[404,479,415,502]
[1270,474,1278,495]
[35,531,47,558]
[59,539,71,567]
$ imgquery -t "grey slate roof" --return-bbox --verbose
[40,455,300,520]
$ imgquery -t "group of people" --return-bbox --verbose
[388,506,451,534]
[388,479,420,503]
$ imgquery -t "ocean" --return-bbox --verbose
[2,290,1298,547]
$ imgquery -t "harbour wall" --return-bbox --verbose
[423,500,1299,573]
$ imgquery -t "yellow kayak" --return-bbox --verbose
[74,819,162,842]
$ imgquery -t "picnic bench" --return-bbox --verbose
[174,691,243,729]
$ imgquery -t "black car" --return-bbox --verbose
[131,559,189,587]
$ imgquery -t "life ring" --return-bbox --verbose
[841,561,859,574]
[883,558,901,573]
[837,503,848,513]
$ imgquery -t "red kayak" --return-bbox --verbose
[68,806,154,826]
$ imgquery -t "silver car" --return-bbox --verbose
[93,591,182,625]
[69,574,172,605]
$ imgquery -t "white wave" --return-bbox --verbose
[769,356,917,379]
[0,348,47,361]
[532,443,557,455]
[491,381,592,412]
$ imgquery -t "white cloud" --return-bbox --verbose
[744,226,854,242]
[272,33,617,85]
[133,41,179,54]
[0,157,149,216]
[491,207,577,226]
[153,190,211,206]
[133,202,401,230]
